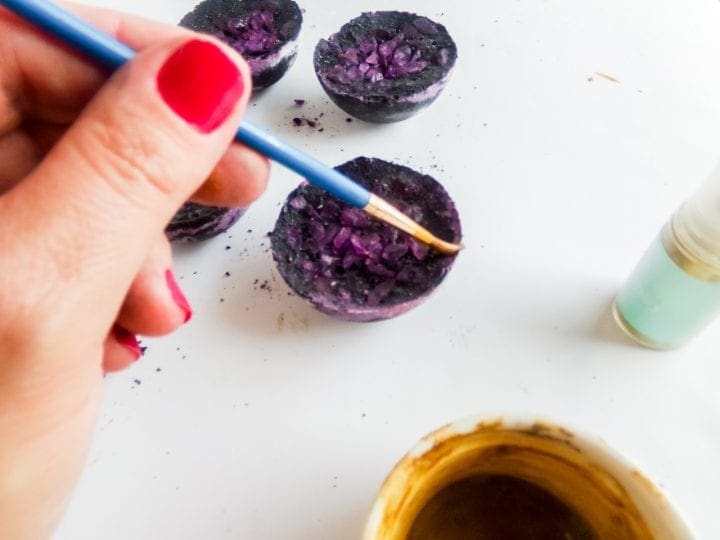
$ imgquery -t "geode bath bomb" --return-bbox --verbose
[271,157,461,322]
[313,12,457,123]
[180,0,303,89]
[166,202,245,243]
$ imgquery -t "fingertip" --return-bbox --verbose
[156,38,249,134]
[103,325,141,373]
[117,239,191,336]
[165,269,192,324]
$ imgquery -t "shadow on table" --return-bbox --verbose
[588,299,640,348]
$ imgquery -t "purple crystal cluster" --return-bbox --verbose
[314,11,457,122]
[271,157,461,321]
[180,0,302,89]
[283,198,439,305]
[214,7,282,55]
[325,17,450,85]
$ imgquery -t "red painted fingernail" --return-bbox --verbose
[165,269,193,323]
[112,325,142,360]
[157,39,244,133]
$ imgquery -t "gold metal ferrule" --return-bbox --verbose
[662,222,720,283]
[364,194,463,256]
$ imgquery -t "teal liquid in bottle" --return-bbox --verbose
[614,226,720,349]
[615,163,720,349]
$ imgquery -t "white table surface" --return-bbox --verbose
[52,0,720,538]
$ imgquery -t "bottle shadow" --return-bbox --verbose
[589,299,640,348]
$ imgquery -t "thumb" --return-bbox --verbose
[3,37,250,330]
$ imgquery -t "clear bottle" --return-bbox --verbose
[614,162,720,349]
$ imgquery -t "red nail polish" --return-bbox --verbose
[113,325,142,360]
[157,39,244,133]
[165,269,193,323]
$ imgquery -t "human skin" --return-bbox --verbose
[0,3,269,538]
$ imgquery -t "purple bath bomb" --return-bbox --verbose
[166,202,245,243]
[270,157,461,322]
[180,0,303,90]
[314,12,457,123]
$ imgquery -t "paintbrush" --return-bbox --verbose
[0,0,462,255]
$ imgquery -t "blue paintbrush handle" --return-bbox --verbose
[0,0,371,208]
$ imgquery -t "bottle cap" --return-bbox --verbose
[675,162,720,270]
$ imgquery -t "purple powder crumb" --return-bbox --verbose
[346,117,353,122]
[294,99,306,106]
[133,379,142,385]
[156,368,162,372]
[225,245,231,250]
[292,117,321,129]
[225,272,231,277]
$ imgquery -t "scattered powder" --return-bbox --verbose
[291,116,323,130]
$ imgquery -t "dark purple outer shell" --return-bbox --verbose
[314,12,457,123]
[271,157,462,322]
[180,0,303,90]
[166,202,245,243]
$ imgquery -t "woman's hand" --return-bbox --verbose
[0,4,268,537]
